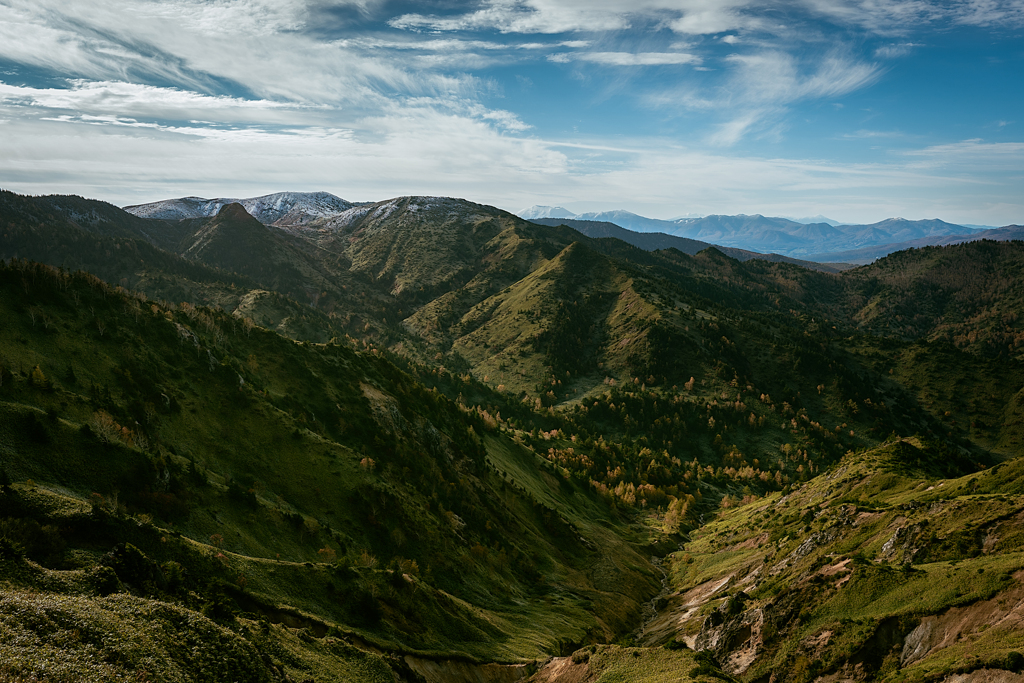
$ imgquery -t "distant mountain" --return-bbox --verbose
[125,191,354,226]
[810,224,1024,263]
[574,209,681,233]
[668,215,977,257]
[790,214,841,226]
[517,205,983,261]
[517,205,577,220]
[527,217,851,273]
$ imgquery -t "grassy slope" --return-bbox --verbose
[650,438,1024,682]
[0,260,663,679]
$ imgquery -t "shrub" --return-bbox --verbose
[0,535,23,560]
[348,589,381,626]
[91,565,121,595]
[162,560,186,594]
[102,543,161,590]
[0,517,65,565]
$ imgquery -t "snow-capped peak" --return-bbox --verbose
[124,191,354,226]
[517,205,578,220]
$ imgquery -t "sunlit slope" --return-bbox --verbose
[643,438,1024,682]
[839,241,1024,357]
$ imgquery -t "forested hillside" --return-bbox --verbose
[2,189,1023,682]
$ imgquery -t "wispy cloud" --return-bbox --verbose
[0,80,303,122]
[707,111,767,146]
[725,51,882,103]
[901,139,1024,171]
[951,0,1024,26]
[388,0,632,34]
[549,51,701,66]
[874,42,922,58]
[800,0,945,34]
[802,0,1024,32]
[668,1,763,35]
[0,0,482,107]
[842,129,906,138]
[678,50,884,145]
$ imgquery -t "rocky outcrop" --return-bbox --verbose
[902,574,1024,668]
[695,593,765,675]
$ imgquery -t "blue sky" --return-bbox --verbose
[0,0,1022,224]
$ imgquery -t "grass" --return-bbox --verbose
[660,438,1024,682]
[0,263,668,671]
[3,220,1024,680]
[553,644,725,683]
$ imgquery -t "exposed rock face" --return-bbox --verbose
[879,524,922,564]
[695,594,765,675]
[528,657,591,683]
[637,573,736,648]
[902,574,1024,668]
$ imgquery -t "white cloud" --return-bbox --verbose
[389,0,770,36]
[951,0,1024,26]
[873,42,922,58]
[668,1,763,35]
[802,0,1024,32]
[0,80,303,122]
[0,100,565,203]
[901,139,1024,171]
[725,51,881,104]
[841,129,906,138]
[386,0,1018,39]
[706,110,767,146]
[0,0,482,109]
[549,51,702,66]
[388,0,631,34]
[652,50,883,145]
[800,0,942,33]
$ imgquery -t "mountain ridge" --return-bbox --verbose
[124,191,355,227]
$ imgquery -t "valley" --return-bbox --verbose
[1,189,1023,682]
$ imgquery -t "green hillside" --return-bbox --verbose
[2,189,1024,681]
[0,259,661,680]
[645,437,1024,682]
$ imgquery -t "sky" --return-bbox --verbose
[0,1,1022,225]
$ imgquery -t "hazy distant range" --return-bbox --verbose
[519,206,1022,264]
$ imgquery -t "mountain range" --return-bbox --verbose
[517,205,1016,263]
[2,187,1024,682]
[524,217,852,273]
[122,194,1020,266]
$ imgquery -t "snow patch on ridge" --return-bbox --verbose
[125,192,353,226]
